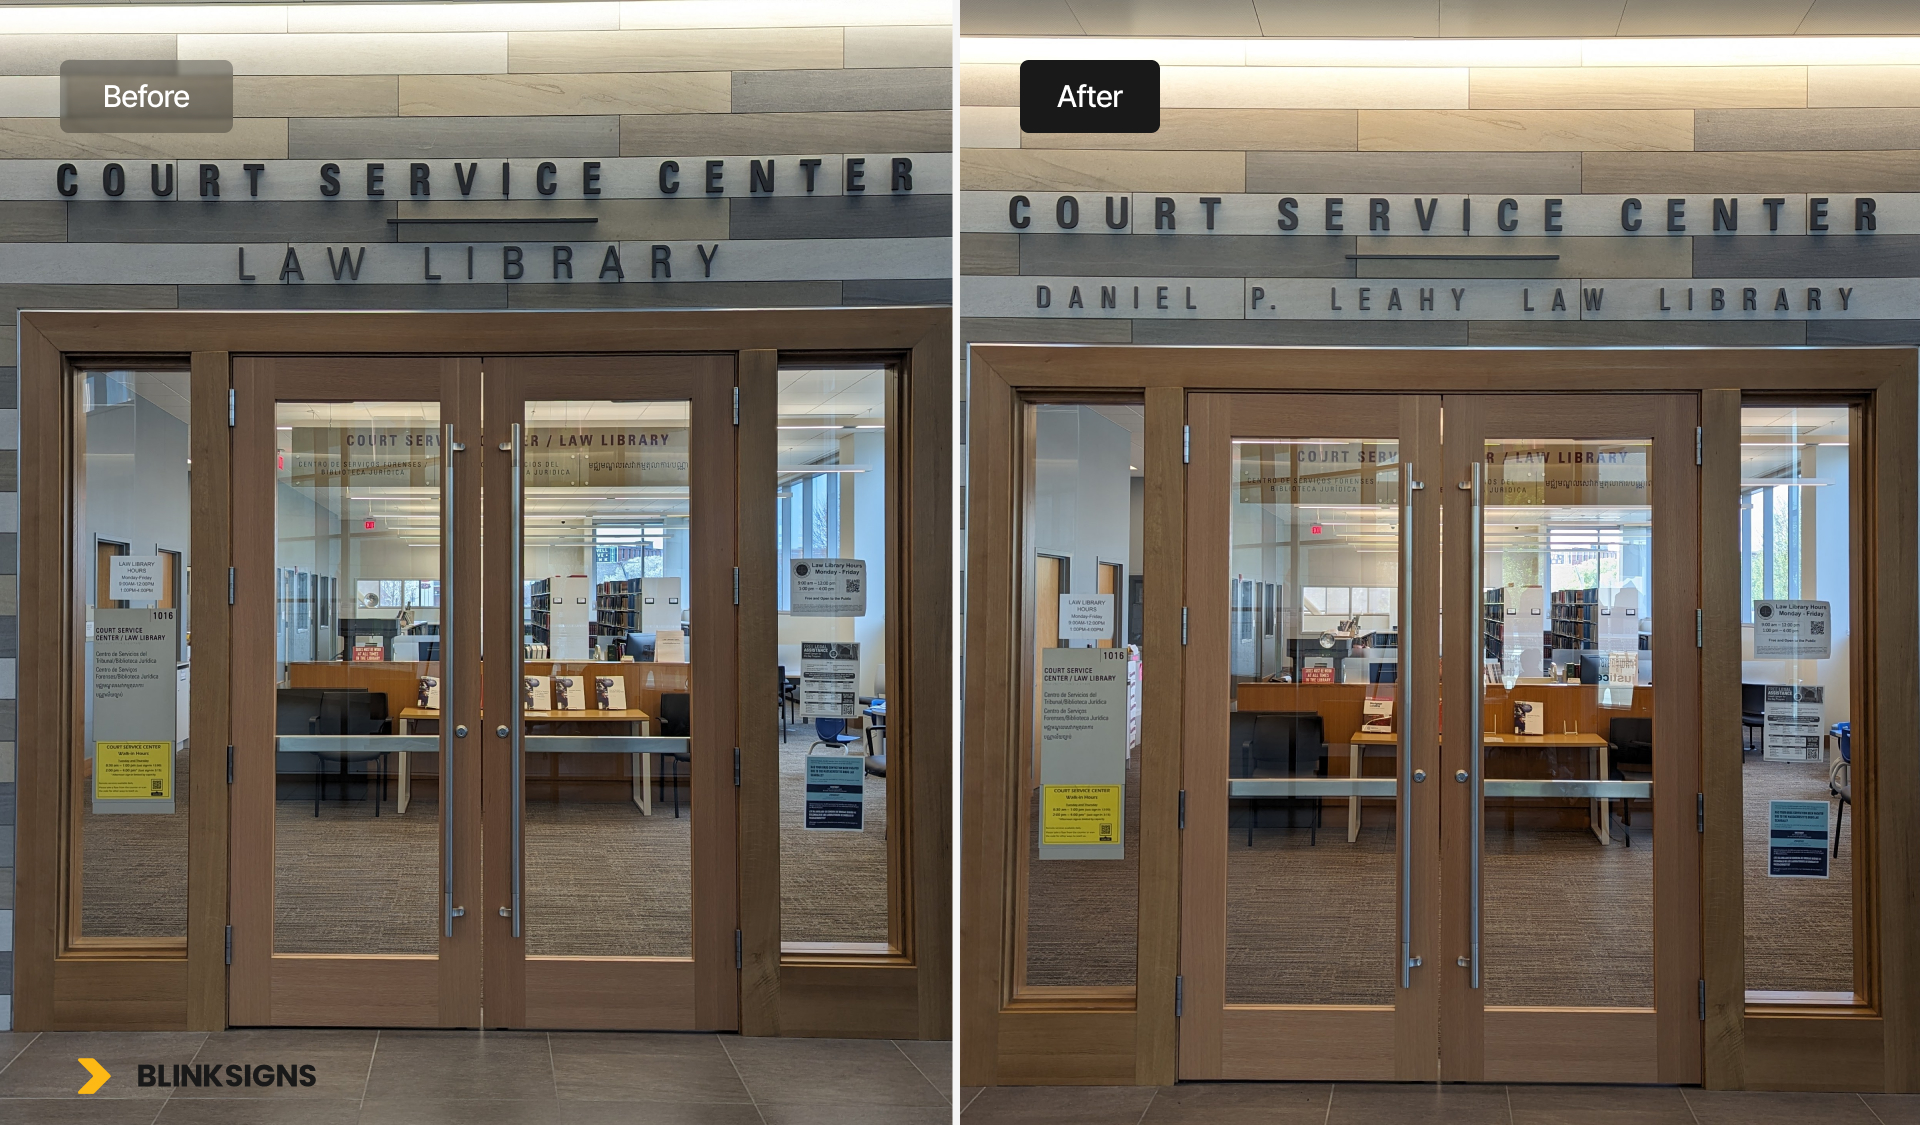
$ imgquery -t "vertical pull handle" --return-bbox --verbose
[1467,459,1485,989]
[509,422,525,938]
[442,422,457,937]
[1400,471,1420,987]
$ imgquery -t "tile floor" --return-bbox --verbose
[0,1029,951,1124]
[960,1083,1920,1124]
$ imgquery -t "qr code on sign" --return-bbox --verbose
[846,579,861,593]
[150,778,165,796]
[1099,824,1114,842]
[1811,619,1826,636]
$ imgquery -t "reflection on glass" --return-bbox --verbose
[777,365,893,948]
[80,370,191,939]
[1226,440,1400,1006]
[1740,406,1855,1000]
[272,401,441,954]
[522,399,692,958]
[1022,405,1143,989]
[1479,439,1654,1007]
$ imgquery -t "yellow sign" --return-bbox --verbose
[1041,785,1122,846]
[95,742,172,800]
[78,1057,111,1094]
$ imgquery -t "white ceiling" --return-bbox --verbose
[962,0,1920,37]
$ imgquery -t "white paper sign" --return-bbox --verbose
[1763,684,1826,762]
[654,628,686,663]
[1059,594,1115,641]
[91,607,179,814]
[1038,646,1130,860]
[108,556,162,601]
[799,641,860,719]
[789,558,868,617]
[1753,600,1832,660]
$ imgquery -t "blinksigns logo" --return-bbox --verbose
[76,1057,319,1093]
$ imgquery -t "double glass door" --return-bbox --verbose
[1180,392,1700,1083]
[230,354,735,1029]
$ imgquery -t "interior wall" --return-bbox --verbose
[1032,405,1131,629]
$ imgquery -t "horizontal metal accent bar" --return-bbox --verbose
[1484,780,1652,798]
[387,217,599,225]
[276,735,437,754]
[1229,778,1397,798]
[525,735,690,754]
[1344,253,1561,261]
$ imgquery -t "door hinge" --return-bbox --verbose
[225,925,233,965]
[1182,424,1190,464]
[227,745,234,785]
[1699,978,1707,1021]
[732,567,739,605]
[227,388,236,427]
[1698,792,1705,833]
[732,386,740,426]
[1696,426,1703,465]
[735,929,743,970]
[1178,789,1186,830]
[1181,606,1188,645]
[1174,974,1184,1018]
[733,746,741,787]
[1696,608,1703,648]
[228,567,235,605]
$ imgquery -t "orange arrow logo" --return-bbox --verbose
[77,1057,110,1094]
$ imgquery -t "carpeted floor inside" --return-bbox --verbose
[81,740,891,956]
[1023,754,1143,988]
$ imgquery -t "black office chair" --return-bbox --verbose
[1227,712,1259,840]
[659,692,692,818]
[1607,716,1654,846]
[777,665,790,742]
[1245,712,1328,847]
[312,691,389,818]
[1741,683,1766,754]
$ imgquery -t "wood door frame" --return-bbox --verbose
[1437,394,1701,1085]
[1178,393,1442,1082]
[228,356,484,1028]
[961,345,1917,1091]
[14,307,951,1041]
[480,354,737,1032]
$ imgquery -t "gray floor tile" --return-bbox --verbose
[721,1037,947,1107]
[1327,1082,1511,1125]
[176,1029,375,1099]
[961,1086,985,1113]
[0,1033,38,1074]
[894,1040,952,1102]
[360,1031,555,1101]
[0,1031,207,1099]
[961,1085,1158,1123]
[153,1099,361,1124]
[1141,1082,1333,1123]
[1685,1089,1882,1124]
[758,1105,952,1125]
[1509,1084,1698,1124]
[547,1032,751,1103]
[1863,1093,1920,1124]
[357,1100,761,1125]
[0,1100,163,1123]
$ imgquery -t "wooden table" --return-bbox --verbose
[395,707,654,815]
[1348,730,1612,845]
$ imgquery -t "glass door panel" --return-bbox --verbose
[1442,396,1699,1085]
[230,357,482,1029]
[483,356,737,1032]
[1181,393,1440,1082]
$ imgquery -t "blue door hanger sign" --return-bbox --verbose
[1768,799,1831,879]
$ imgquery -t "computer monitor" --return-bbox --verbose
[1578,653,1609,685]
[625,632,656,662]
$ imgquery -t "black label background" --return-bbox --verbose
[1020,60,1160,134]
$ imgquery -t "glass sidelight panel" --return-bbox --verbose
[1020,403,1143,990]
[77,369,192,939]
[272,401,443,954]
[1475,439,1655,1007]
[519,399,693,958]
[777,363,894,949]
[1739,405,1857,1002]
[1225,439,1402,1005]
